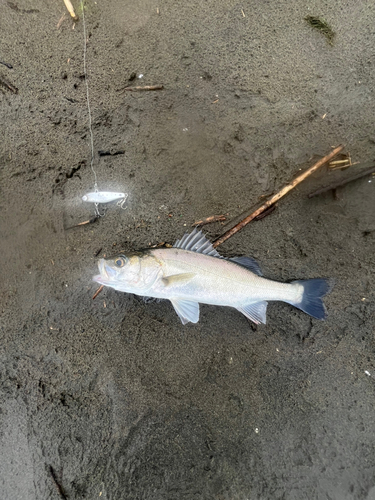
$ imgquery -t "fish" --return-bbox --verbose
[93,229,332,325]
[82,191,126,204]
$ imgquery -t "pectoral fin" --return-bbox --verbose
[170,299,200,325]
[162,273,195,287]
[237,301,268,324]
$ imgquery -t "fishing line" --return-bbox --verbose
[80,0,127,215]
[80,0,99,215]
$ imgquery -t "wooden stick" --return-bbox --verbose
[213,145,344,248]
[308,165,375,198]
[92,285,104,300]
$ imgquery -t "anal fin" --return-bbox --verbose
[236,301,268,324]
[170,299,200,325]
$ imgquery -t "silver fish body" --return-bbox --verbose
[93,229,331,325]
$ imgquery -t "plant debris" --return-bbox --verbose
[63,0,78,21]
[305,16,335,45]
[328,152,357,170]
[119,85,164,93]
[65,215,99,230]
[0,76,18,93]
[92,285,104,300]
[192,215,227,227]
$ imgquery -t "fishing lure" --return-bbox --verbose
[82,192,126,204]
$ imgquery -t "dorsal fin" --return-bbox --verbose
[229,256,262,276]
[174,228,222,258]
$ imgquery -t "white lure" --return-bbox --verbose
[82,192,126,204]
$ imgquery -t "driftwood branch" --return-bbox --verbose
[213,144,344,248]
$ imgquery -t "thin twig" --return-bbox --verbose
[57,13,66,29]
[63,0,78,21]
[65,215,99,230]
[213,145,344,248]
[307,165,375,198]
[92,285,104,300]
[121,85,164,92]
[192,215,226,227]
[0,77,18,93]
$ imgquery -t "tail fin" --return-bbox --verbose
[290,278,333,319]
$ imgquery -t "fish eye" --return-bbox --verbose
[114,256,126,268]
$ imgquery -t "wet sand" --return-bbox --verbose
[1,1,375,498]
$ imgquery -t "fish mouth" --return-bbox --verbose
[93,259,115,285]
[93,274,105,284]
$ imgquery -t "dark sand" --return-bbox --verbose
[1,1,375,499]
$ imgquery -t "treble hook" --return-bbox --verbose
[117,193,129,210]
